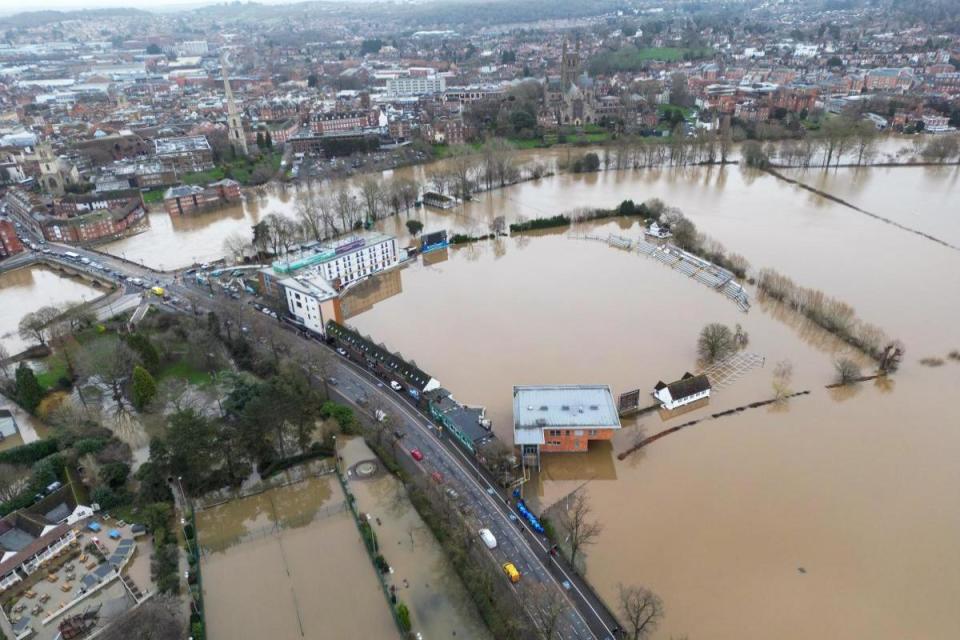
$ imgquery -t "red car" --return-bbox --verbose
[431,471,444,483]
[410,448,424,461]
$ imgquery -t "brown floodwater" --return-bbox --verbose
[777,164,960,247]
[197,475,399,639]
[339,437,492,640]
[342,163,960,639]
[0,264,102,354]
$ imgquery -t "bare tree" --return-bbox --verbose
[334,187,358,231]
[772,359,794,401]
[0,342,11,379]
[522,583,567,640]
[558,489,603,570]
[359,177,384,222]
[490,215,507,236]
[222,231,251,262]
[618,584,664,640]
[96,593,185,640]
[77,336,136,408]
[18,305,62,347]
[0,464,29,502]
[697,323,736,364]
[833,357,862,385]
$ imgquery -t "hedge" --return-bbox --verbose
[0,438,59,465]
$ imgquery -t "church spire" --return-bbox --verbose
[221,53,248,157]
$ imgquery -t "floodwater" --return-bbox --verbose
[343,162,960,639]
[197,475,398,640]
[0,264,102,354]
[339,437,492,640]
[777,164,960,247]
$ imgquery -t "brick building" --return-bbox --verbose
[163,179,242,216]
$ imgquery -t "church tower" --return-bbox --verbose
[560,39,581,91]
[221,54,248,157]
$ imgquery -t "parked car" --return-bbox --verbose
[327,377,338,386]
[390,381,403,392]
[502,562,521,583]
[410,448,424,461]
[431,471,443,483]
[479,529,497,549]
[336,347,348,356]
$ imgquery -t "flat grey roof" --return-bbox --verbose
[513,385,621,430]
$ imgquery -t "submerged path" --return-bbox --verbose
[764,167,960,253]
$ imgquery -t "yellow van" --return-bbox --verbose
[151,286,165,296]
[502,562,520,584]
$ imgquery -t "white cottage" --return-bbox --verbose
[653,372,711,410]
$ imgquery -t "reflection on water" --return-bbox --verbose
[341,267,403,319]
[0,265,101,354]
[196,476,334,553]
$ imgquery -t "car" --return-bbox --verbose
[410,448,424,461]
[356,396,368,407]
[431,471,443,483]
[389,381,403,392]
[393,430,405,440]
[336,347,347,356]
[479,529,497,549]
[261,308,271,315]
[502,562,521,583]
[327,377,338,386]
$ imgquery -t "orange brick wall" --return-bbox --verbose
[539,427,615,453]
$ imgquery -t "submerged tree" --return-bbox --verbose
[697,323,736,364]
[557,489,603,570]
[618,584,664,640]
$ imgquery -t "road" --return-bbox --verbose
[1,240,619,640]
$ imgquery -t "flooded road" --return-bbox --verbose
[197,475,399,640]
[343,162,960,639]
[0,264,102,354]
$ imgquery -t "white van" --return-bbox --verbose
[479,528,497,549]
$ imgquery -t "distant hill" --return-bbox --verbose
[0,8,151,29]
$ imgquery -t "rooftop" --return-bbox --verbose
[154,135,211,155]
[513,385,621,431]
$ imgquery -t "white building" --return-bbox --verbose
[276,233,401,335]
[386,75,446,96]
[653,372,712,410]
[280,274,340,336]
[314,233,400,287]
[176,40,209,57]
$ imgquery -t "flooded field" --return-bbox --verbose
[777,164,960,247]
[343,162,960,639]
[339,437,492,640]
[197,475,398,640]
[0,264,102,354]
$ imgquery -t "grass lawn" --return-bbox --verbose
[158,360,211,386]
[182,167,227,185]
[36,354,68,391]
[142,189,165,204]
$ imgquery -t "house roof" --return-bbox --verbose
[326,321,438,392]
[513,385,621,431]
[657,372,711,399]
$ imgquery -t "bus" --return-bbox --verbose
[63,251,80,261]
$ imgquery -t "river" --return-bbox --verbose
[0,264,102,354]
[340,161,960,639]
[11,138,957,639]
